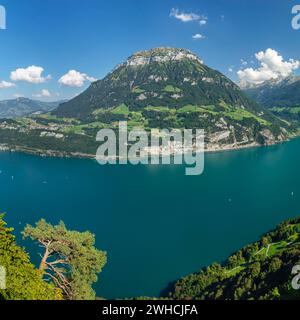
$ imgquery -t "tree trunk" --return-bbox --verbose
[39,246,50,271]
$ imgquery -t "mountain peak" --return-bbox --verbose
[125,47,203,67]
[241,75,300,90]
[16,97,30,102]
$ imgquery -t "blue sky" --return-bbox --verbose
[0,0,300,100]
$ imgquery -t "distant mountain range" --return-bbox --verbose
[0,97,66,119]
[243,76,300,121]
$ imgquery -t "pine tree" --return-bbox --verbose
[0,215,61,300]
[23,219,107,300]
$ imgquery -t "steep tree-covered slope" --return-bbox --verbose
[169,216,300,300]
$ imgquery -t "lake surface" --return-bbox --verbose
[1,138,300,299]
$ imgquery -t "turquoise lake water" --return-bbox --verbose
[0,138,300,299]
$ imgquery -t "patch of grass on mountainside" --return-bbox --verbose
[163,85,182,93]
[289,108,300,114]
[132,86,145,94]
[224,109,271,126]
[177,105,218,115]
[92,108,109,116]
[32,113,80,124]
[127,111,148,129]
[144,106,175,113]
[61,122,108,135]
[218,100,232,111]
[269,107,300,114]
[111,104,130,116]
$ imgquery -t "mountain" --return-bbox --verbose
[0,48,290,158]
[169,216,300,300]
[53,47,287,148]
[243,76,300,121]
[0,98,65,119]
[55,47,263,118]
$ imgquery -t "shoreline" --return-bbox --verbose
[0,137,292,161]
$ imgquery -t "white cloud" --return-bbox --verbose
[170,8,199,22]
[10,66,51,84]
[238,49,300,86]
[14,93,24,98]
[86,75,97,82]
[0,81,15,89]
[42,89,51,97]
[228,68,234,73]
[241,59,248,66]
[58,70,97,87]
[170,8,207,25]
[33,89,51,98]
[192,33,206,40]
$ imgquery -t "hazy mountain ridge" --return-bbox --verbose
[243,76,300,121]
[0,98,66,119]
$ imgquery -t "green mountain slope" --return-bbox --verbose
[55,48,262,118]
[169,216,300,300]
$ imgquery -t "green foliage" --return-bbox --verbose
[132,87,145,94]
[224,108,270,126]
[177,105,217,115]
[169,217,300,300]
[23,219,107,300]
[0,215,61,300]
[163,85,182,93]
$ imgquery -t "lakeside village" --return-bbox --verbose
[95,122,205,176]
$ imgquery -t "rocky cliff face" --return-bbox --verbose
[124,48,203,67]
